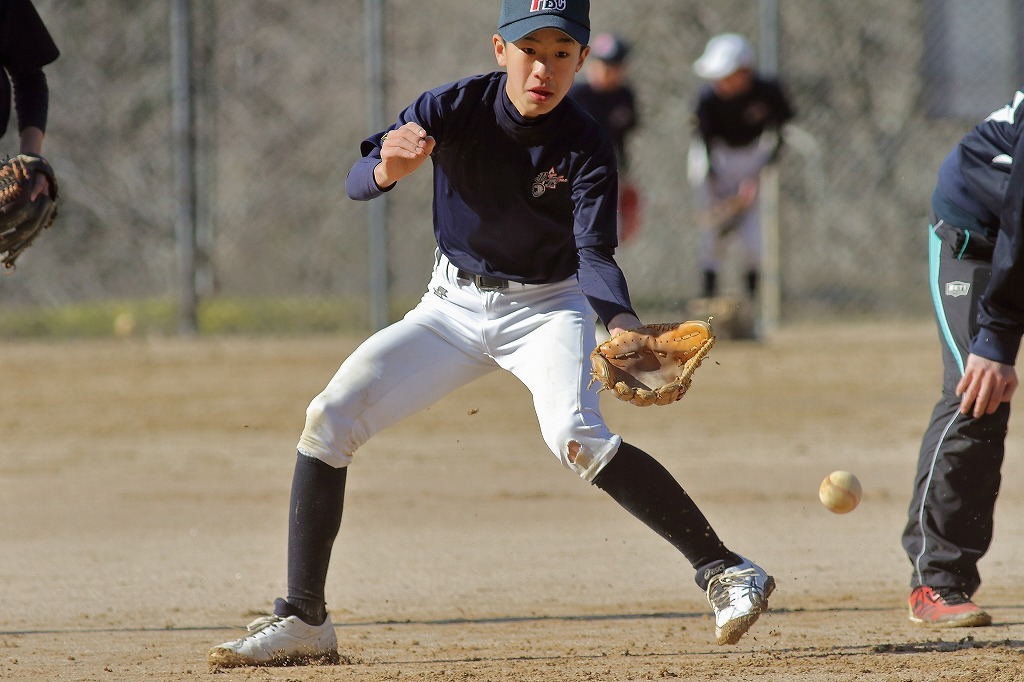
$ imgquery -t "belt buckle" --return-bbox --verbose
[475,275,507,291]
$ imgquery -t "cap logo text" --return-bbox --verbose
[530,0,567,11]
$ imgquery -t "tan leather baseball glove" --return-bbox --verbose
[589,320,715,406]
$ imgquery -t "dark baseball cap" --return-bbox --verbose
[498,0,590,46]
[589,33,629,64]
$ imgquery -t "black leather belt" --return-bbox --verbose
[457,269,509,291]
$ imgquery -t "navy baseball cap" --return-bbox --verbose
[589,33,629,64]
[498,0,590,46]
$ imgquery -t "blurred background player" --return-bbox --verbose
[901,86,1024,629]
[0,0,59,201]
[569,32,641,244]
[687,33,793,326]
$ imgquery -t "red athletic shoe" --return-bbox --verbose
[908,586,992,627]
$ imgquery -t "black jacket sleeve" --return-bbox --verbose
[0,0,59,135]
[971,125,1024,365]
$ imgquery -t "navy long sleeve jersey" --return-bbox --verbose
[347,71,635,326]
[694,76,794,149]
[567,81,638,173]
[934,88,1024,365]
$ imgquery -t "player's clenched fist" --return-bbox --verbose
[374,122,436,189]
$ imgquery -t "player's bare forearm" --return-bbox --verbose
[607,312,641,337]
[18,126,44,156]
[956,353,1018,418]
[15,128,50,200]
[374,122,435,188]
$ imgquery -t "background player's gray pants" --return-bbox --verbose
[694,141,769,274]
[901,222,1008,595]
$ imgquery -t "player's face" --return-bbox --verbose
[713,68,754,99]
[494,29,588,118]
[587,60,624,92]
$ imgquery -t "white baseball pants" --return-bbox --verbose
[697,140,771,272]
[297,251,622,481]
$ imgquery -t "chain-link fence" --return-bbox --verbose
[1,0,1021,337]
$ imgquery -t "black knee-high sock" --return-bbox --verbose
[279,452,347,625]
[592,442,740,586]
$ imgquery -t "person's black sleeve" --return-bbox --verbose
[971,126,1024,364]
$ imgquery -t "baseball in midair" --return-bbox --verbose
[818,471,862,514]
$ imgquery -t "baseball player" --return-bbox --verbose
[208,0,774,668]
[568,32,641,243]
[0,0,59,200]
[689,33,794,303]
[902,87,1024,627]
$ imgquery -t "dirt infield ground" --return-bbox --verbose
[3,321,1024,681]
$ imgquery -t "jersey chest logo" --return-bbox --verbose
[532,167,568,197]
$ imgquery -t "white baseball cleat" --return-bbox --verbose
[706,557,775,645]
[208,612,340,668]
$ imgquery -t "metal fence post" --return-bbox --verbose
[758,0,781,335]
[171,0,198,334]
[365,0,389,331]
